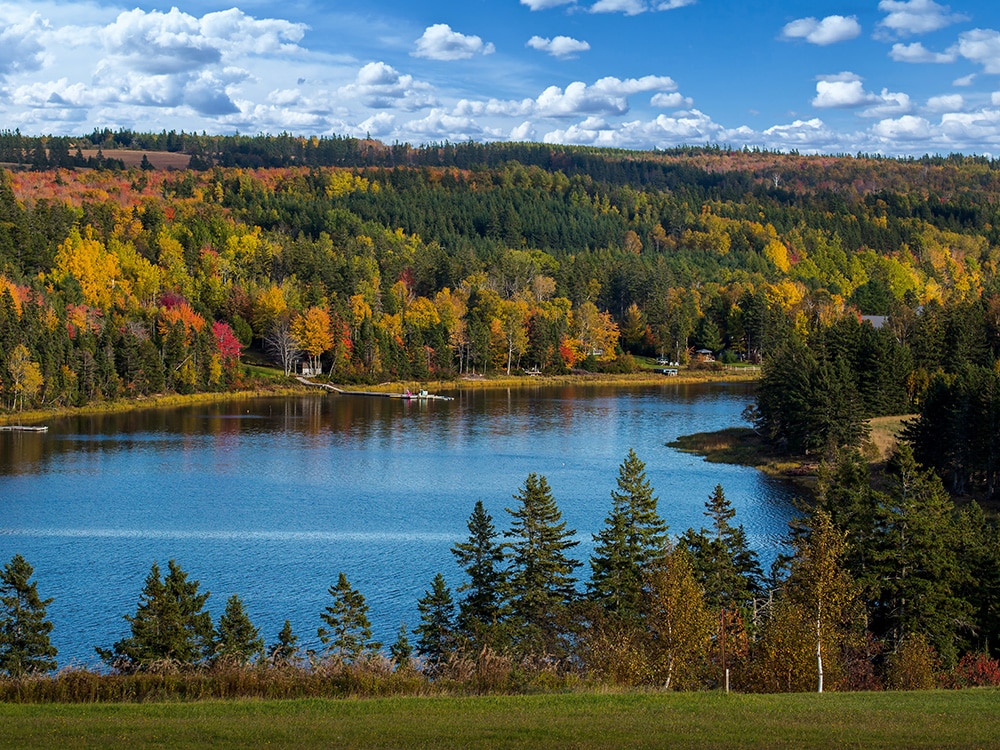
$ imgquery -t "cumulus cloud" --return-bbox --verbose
[338,61,435,110]
[872,114,934,140]
[953,29,1000,74]
[0,12,47,78]
[590,0,696,16]
[877,0,968,38]
[780,16,861,46]
[889,42,956,63]
[413,24,495,61]
[811,73,910,117]
[526,35,591,58]
[862,90,912,118]
[650,92,693,109]
[926,93,964,112]
[954,73,976,86]
[536,75,678,116]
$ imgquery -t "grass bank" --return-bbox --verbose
[1,689,997,749]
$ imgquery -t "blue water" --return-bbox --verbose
[0,383,799,667]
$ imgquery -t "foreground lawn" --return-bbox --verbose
[2,690,998,749]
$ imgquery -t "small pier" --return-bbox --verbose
[0,425,48,432]
[296,377,453,401]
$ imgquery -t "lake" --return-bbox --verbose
[0,383,799,667]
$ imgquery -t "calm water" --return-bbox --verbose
[0,383,798,667]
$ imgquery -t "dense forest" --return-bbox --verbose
[4,133,1000,694]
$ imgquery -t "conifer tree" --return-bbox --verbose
[269,620,299,665]
[589,449,668,620]
[318,572,380,661]
[505,473,580,652]
[389,622,413,669]
[414,573,456,671]
[97,559,213,671]
[451,500,506,637]
[678,484,762,613]
[213,594,264,666]
[0,554,57,676]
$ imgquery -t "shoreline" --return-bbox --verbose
[0,369,760,427]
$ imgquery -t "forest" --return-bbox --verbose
[3,133,1000,694]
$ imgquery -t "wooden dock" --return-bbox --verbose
[296,377,453,401]
[0,425,48,432]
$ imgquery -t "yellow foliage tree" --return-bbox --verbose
[53,228,122,310]
[292,307,334,375]
[7,344,43,411]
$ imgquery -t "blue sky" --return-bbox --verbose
[2,1,999,155]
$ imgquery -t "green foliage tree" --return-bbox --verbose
[389,622,413,669]
[588,449,668,621]
[414,573,456,672]
[317,572,380,661]
[97,560,213,671]
[269,619,299,665]
[451,500,507,641]
[504,473,580,654]
[0,554,57,676]
[213,594,264,666]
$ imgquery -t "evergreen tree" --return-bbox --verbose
[588,449,668,620]
[505,473,580,652]
[451,500,506,638]
[269,620,299,665]
[97,560,213,671]
[0,554,57,676]
[318,572,380,661]
[213,594,264,665]
[414,573,456,671]
[678,484,762,613]
[389,622,413,669]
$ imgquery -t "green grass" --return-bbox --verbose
[2,690,998,749]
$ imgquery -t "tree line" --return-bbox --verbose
[4,450,999,695]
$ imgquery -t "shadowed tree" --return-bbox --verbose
[318,572,380,662]
[451,500,507,642]
[414,573,456,672]
[213,594,264,666]
[0,554,57,676]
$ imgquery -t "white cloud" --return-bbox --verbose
[509,121,535,141]
[357,112,396,137]
[536,75,678,116]
[872,115,934,140]
[889,42,956,63]
[780,16,861,46]
[812,73,872,108]
[521,0,576,9]
[526,35,591,58]
[0,12,47,78]
[413,24,495,61]
[877,0,968,38]
[926,94,964,112]
[953,29,1000,74]
[862,90,912,118]
[589,0,695,16]
[953,73,976,86]
[993,92,1000,106]
[650,92,693,109]
[338,61,436,110]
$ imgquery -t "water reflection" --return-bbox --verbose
[0,383,799,666]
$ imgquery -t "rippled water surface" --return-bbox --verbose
[0,383,798,666]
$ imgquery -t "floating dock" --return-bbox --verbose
[296,377,454,401]
[0,425,48,432]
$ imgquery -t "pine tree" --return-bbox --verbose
[589,449,668,620]
[213,594,264,666]
[0,554,57,676]
[505,473,580,653]
[414,573,456,671]
[451,500,506,637]
[318,572,380,661]
[97,560,213,671]
[269,620,299,665]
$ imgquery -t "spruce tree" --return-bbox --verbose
[213,594,264,666]
[97,559,213,671]
[505,473,580,652]
[589,449,669,620]
[0,554,57,676]
[389,622,413,669]
[414,573,456,671]
[269,620,299,665]
[318,572,380,661]
[451,500,506,637]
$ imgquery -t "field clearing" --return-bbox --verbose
[1,690,997,749]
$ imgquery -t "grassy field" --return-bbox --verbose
[1,690,997,749]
